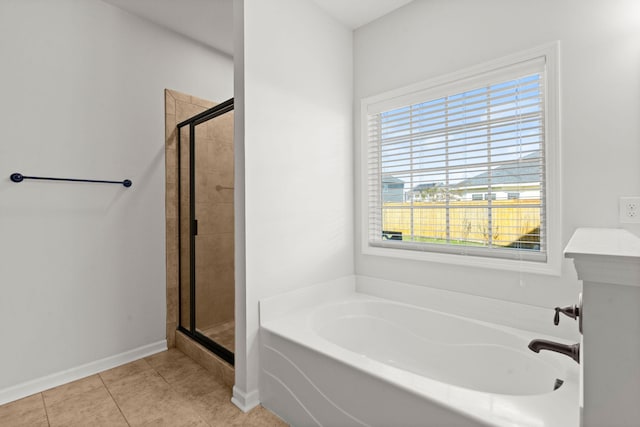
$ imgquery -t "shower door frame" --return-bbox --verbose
[176,97,235,365]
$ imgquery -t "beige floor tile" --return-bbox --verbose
[0,349,288,427]
[169,367,227,399]
[146,348,203,384]
[140,417,208,427]
[105,367,204,427]
[227,405,289,427]
[109,382,173,425]
[145,347,190,367]
[189,389,245,427]
[0,394,48,427]
[115,384,206,426]
[242,406,289,427]
[106,369,172,404]
[136,397,209,427]
[46,384,127,427]
[42,374,104,407]
[100,358,154,386]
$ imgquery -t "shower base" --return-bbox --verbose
[201,320,235,352]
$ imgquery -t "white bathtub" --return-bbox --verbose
[260,278,579,427]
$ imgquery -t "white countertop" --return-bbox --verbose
[564,228,640,287]
[564,228,640,259]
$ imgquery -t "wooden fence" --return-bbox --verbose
[382,200,541,247]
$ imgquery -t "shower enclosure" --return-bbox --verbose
[176,98,235,365]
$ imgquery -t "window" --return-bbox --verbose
[362,44,560,272]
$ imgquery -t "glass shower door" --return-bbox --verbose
[193,110,235,357]
[177,99,235,365]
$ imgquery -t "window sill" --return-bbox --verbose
[362,244,561,276]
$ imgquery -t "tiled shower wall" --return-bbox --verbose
[192,105,235,330]
[164,89,234,348]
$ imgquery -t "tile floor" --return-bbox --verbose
[0,349,287,427]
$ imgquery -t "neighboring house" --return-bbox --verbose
[406,182,446,202]
[454,154,542,201]
[402,154,541,202]
[382,176,405,202]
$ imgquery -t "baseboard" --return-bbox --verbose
[231,386,260,413]
[0,340,167,406]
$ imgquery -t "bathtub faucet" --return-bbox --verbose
[528,339,580,364]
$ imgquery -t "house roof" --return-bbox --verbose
[455,153,542,188]
[382,176,405,185]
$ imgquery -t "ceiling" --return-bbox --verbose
[101,0,412,57]
[312,0,413,29]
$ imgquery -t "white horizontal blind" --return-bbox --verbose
[367,59,547,262]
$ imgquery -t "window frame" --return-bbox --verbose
[359,42,561,275]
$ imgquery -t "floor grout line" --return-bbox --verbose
[98,374,131,427]
[0,348,286,427]
[149,361,174,387]
[146,352,214,427]
[39,393,51,427]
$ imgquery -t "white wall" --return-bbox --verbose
[0,0,232,401]
[234,0,353,408]
[354,0,640,308]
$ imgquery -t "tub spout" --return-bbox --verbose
[528,339,580,364]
